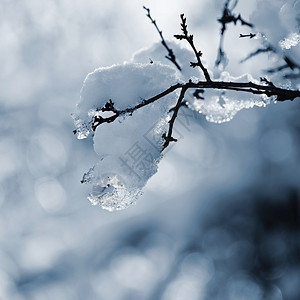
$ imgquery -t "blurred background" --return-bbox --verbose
[0,0,299,299]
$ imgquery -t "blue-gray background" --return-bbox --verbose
[0,0,299,299]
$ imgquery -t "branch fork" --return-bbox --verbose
[78,11,300,154]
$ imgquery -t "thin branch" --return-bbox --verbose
[186,81,300,101]
[284,56,300,70]
[162,87,187,150]
[193,89,205,99]
[91,83,183,131]
[90,80,300,135]
[215,0,253,67]
[260,77,275,87]
[266,64,290,74]
[143,6,182,71]
[235,14,253,28]
[229,0,239,11]
[174,14,211,81]
[284,73,300,79]
[215,35,228,69]
[267,55,300,73]
[239,33,256,39]
[240,45,275,63]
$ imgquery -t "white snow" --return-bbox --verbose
[279,33,300,50]
[187,72,272,124]
[73,61,181,211]
[73,62,180,139]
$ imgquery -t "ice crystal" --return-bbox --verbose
[187,72,272,124]
[279,33,300,49]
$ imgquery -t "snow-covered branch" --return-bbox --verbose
[72,4,300,211]
[174,14,211,81]
[89,78,300,150]
[143,6,182,71]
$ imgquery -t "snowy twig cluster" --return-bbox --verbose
[143,6,182,71]
[87,13,300,149]
[73,3,300,211]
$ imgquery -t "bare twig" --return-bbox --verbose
[239,33,300,78]
[284,73,300,79]
[218,2,253,35]
[193,89,205,99]
[240,45,275,63]
[239,33,256,39]
[267,55,300,73]
[90,84,182,131]
[215,0,253,67]
[90,80,300,139]
[184,80,300,102]
[215,35,228,69]
[174,14,211,81]
[143,6,182,71]
[162,87,187,150]
[260,77,275,87]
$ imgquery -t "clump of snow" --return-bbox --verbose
[73,62,180,211]
[279,33,300,49]
[86,109,170,211]
[187,72,272,124]
[131,41,206,81]
[85,166,142,211]
[73,62,180,139]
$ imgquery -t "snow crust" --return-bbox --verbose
[187,72,272,124]
[132,41,204,80]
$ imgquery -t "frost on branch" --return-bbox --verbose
[187,72,272,123]
[132,41,203,81]
[280,33,300,50]
[73,62,180,211]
